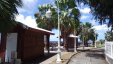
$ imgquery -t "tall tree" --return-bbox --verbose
[80,22,96,47]
[35,0,80,51]
[89,29,98,46]
[56,0,80,51]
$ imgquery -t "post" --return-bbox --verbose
[95,33,97,48]
[56,0,61,63]
[83,36,84,50]
[82,25,84,50]
[74,30,77,52]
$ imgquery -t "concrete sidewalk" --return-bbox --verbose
[40,47,106,64]
[68,48,108,64]
[40,52,76,64]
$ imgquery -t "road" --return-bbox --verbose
[68,48,108,64]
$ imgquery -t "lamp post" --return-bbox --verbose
[95,32,97,48]
[73,30,77,53]
[46,0,61,63]
[56,0,62,62]
[46,9,52,18]
[82,25,85,50]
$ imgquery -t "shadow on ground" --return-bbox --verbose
[85,49,105,60]
[22,53,56,64]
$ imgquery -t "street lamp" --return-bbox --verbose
[56,0,62,63]
[46,0,61,63]
[95,32,97,48]
[46,9,52,18]
[82,25,85,50]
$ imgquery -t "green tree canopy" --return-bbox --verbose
[35,0,80,51]
[80,22,97,46]
[34,4,57,31]
[0,0,22,32]
[105,31,113,41]
[76,0,113,30]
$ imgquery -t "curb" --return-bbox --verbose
[66,52,80,64]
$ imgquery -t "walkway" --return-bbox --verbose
[68,48,108,64]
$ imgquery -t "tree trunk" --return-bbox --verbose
[0,33,7,62]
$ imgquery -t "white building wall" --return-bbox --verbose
[5,33,18,62]
[105,41,113,64]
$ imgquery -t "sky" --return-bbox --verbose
[16,0,109,41]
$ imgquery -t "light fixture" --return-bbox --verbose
[46,9,52,18]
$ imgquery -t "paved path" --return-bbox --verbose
[68,48,108,64]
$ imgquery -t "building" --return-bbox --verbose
[0,22,54,63]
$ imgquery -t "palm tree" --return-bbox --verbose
[56,0,80,51]
[35,0,80,52]
[80,22,95,47]
[89,29,98,46]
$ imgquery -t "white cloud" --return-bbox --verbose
[79,7,91,14]
[80,15,89,20]
[89,20,96,25]
[80,3,84,7]
[91,24,109,40]
[17,0,38,14]
[50,0,55,5]
[92,24,108,31]
[16,14,37,28]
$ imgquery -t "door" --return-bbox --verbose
[5,33,17,62]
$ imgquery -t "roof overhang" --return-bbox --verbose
[69,34,79,38]
[17,22,54,35]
